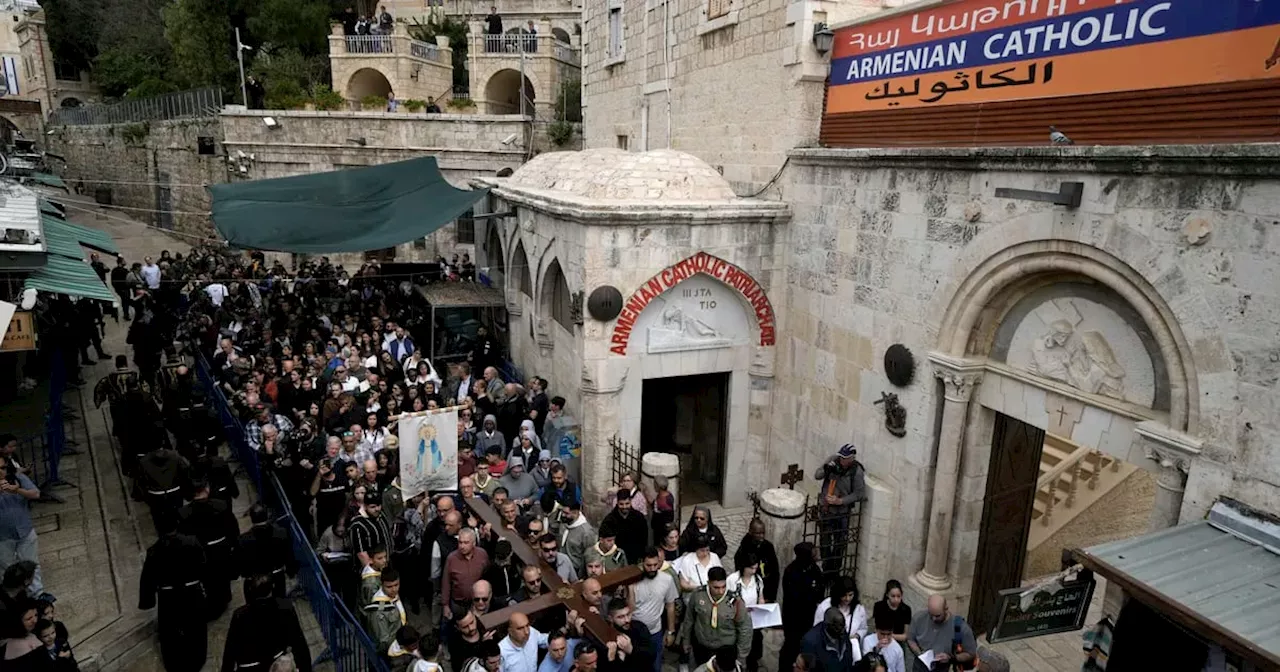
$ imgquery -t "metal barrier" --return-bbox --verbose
[48,87,224,126]
[194,354,389,672]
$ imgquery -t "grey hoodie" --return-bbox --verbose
[557,512,595,577]
[475,414,506,456]
[498,456,539,502]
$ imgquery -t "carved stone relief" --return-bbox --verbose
[637,274,749,354]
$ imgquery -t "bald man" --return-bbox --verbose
[471,579,494,618]
[581,577,604,612]
[499,612,550,672]
[907,595,976,670]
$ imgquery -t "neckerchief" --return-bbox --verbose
[475,473,492,489]
[707,587,728,629]
[593,541,619,559]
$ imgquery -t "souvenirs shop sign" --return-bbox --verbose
[610,252,775,356]
[827,0,1280,113]
[988,577,1096,644]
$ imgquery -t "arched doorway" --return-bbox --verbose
[484,69,535,115]
[539,258,574,333]
[484,225,505,284]
[552,27,571,43]
[346,68,393,101]
[59,97,82,108]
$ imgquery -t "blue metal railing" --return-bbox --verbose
[194,354,389,672]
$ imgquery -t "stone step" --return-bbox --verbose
[75,613,156,672]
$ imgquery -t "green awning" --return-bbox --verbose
[39,199,65,217]
[27,173,69,191]
[208,156,488,253]
[55,218,119,256]
[24,254,117,303]
[41,217,87,260]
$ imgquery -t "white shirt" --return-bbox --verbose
[726,571,762,606]
[860,634,905,672]
[813,598,868,643]
[141,263,160,288]
[341,377,362,393]
[205,283,228,306]
[673,552,722,590]
[499,627,548,672]
[455,375,473,404]
[362,428,388,454]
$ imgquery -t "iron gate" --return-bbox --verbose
[802,496,864,585]
[608,434,642,490]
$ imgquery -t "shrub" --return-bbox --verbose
[266,79,309,109]
[446,97,475,110]
[403,98,426,112]
[312,85,344,111]
[120,122,150,146]
[548,119,573,147]
[361,94,388,110]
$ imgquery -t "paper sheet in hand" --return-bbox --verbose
[917,651,935,669]
[747,603,782,629]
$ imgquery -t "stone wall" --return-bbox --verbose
[774,144,1280,605]
[47,118,227,239]
[580,0,885,195]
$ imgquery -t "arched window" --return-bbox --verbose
[544,259,573,332]
[486,226,505,277]
[512,240,532,296]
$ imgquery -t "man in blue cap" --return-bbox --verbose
[813,444,866,577]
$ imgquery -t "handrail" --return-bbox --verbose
[1038,436,1093,489]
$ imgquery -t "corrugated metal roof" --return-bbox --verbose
[0,181,43,252]
[1083,521,1280,662]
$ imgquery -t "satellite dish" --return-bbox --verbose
[19,288,37,310]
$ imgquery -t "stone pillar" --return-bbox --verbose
[758,488,806,563]
[912,355,983,593]
[641,452,681,514]
[1136,421,1202,532]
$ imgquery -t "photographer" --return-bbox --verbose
[0,453,43,598]
[813,444,866,577]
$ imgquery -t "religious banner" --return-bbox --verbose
[828,0,1280,114]
[397,407,460,500]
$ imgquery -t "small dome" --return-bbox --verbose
[506,148,737,201]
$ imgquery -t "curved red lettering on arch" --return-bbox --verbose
[607,252,776,356]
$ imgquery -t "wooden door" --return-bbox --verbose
[968,412,1045,635]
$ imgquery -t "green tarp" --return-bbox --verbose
[41,217,88,260]
[54,218,119,256]
[24,254,116,303]
[208,156,489,253]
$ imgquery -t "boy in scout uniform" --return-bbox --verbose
[679,566,752,668]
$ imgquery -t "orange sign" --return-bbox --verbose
[828,0,1280,113]
[2,311,37,352]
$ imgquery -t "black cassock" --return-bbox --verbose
[139,533,208,672]
[238,523,296,598]
[221,597,313,672]
[177,497,241,619]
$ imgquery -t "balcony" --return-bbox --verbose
[338,35,449,65]
[472,33,580,66]
[329,24,455,106]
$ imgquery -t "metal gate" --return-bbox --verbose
[802,491,864,585]
[156,171,174,230]
[608,434,642,490]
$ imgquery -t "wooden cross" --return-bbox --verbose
[780,463,804,489]
[466,497,642,644]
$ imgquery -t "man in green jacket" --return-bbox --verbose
[679,566,751,667]
[363,568,407,651]
[358,546,391,607]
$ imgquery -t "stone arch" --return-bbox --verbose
[485,225,505,279]
[936,240,1199,432]
[59,97,82,108]
[511,238,533,297]
[484,68,536,115]
[608,251,776,356]
[552,27,571,43]
[347,67,393,101]
[540,257,574,333]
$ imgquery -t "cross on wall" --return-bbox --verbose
[466,497,642,644]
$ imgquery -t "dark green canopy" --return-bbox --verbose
[208,157,489,253]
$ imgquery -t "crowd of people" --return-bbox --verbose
[2,239,1013,672]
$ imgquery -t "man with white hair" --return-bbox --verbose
[442,527,489,618]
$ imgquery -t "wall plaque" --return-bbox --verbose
[587,286,624,322]
[884,343,915,387]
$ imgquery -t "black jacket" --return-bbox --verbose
[781,558,825,639]
[602,508,648,569]
[221,598,312,672]
[734,536,781,602]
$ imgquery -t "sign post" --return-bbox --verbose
[988,574,1096,644]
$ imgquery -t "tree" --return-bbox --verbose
[41,0,104,72]
[94,0,175,98]
[408,17,468,91]
[163,0,237,90]
[247,0,332,57]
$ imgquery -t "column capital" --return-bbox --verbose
[928,353,984,403]
[1137,421,1200,494]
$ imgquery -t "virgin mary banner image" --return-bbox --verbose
[398,409,459,500]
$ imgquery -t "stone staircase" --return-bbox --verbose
[1027,433,1137,551]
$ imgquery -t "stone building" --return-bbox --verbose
[14,9,98,114]
[501,0,1280,649]
[329,23,454,105]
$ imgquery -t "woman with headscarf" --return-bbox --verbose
[509,420,542,457]
[498,455,539,508]
[678,505,728,557]
[474,414,505,457]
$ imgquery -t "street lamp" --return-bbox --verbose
[236,28,253,107]
[812,23,834,56]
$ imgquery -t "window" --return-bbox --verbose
[616,134,629,150]
[607,0,624,59]
[486,226,506,276]
[706,0,730,20]
[413,237,428,249]
[546,260,574,332]
[456,208,476,244]
[197,136,216,155]
[513,240,532,296]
